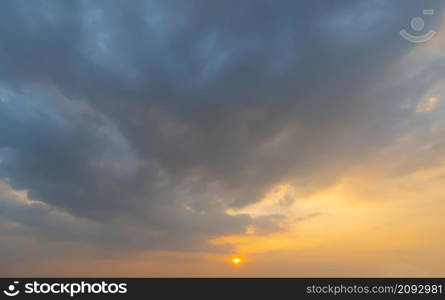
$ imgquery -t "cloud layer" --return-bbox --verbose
[0,0,444,275]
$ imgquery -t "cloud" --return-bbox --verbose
[416,97,440,113]
[0,0,445,273]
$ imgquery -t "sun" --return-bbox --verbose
[231,256,243,265]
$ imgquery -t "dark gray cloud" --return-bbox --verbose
[0,0,444,263]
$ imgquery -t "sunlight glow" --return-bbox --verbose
[231,257,243,265]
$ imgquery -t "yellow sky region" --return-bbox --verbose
[209,159,445,276]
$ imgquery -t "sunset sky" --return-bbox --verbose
[1,0,445,277]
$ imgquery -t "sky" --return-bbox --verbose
[0,0,445,277]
